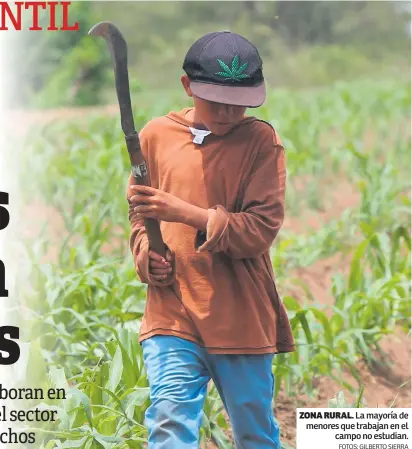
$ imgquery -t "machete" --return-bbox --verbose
[88,21,167,258]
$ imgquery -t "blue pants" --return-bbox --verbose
[141,335,281,448]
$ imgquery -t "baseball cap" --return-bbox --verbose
[182,31,266,108]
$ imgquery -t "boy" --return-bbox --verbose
[127,31,295,449]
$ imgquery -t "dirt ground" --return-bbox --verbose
[5,106,411,448]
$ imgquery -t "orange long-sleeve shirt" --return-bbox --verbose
[127,107,295,355]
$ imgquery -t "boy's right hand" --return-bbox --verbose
[148,248,174,283]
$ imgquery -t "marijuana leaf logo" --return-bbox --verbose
[215,55,249,82]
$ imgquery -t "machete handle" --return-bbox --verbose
[125,133,167,259]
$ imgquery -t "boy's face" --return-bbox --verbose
[181,75,247,136]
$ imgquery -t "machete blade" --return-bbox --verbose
[88,21,136,137]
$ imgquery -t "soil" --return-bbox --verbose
[4,105,411,449]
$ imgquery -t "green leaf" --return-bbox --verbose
[122,387,150,419]
[90,430,122,444]
[348,238,369,291]
[235,61,248,75]
[107,345,123,394]
[210,424,232,448]
[61,436,89,448]
[310,307,333,347]
[355,385,365,408]
[231,55,239,72]
[201,411,211,437]
[96,415,117,436]
[125,438,149,448]
[80,382,127,417]
[68,388,94,429]
[217,59,231,74]
[215,71,232,78]
[216,412,228,430]
[44,440,60,449]
[296,310,313,344]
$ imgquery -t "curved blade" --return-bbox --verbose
[88,21,135,136]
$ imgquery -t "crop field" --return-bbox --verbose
[8,78,411,449]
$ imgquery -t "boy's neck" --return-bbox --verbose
[186,108,209,131]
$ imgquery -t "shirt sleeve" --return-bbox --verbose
[196,130,286,259]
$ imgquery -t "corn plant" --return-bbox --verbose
[17,78,411,448]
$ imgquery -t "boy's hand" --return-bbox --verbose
[148,248,174,282]
[128,185,189,223]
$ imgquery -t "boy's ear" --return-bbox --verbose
[181,74,193,97]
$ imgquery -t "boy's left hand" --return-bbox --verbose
[128,185,189,223]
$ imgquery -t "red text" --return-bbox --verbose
[0,1,79,31]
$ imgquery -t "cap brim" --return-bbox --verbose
[190,81,266,108]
